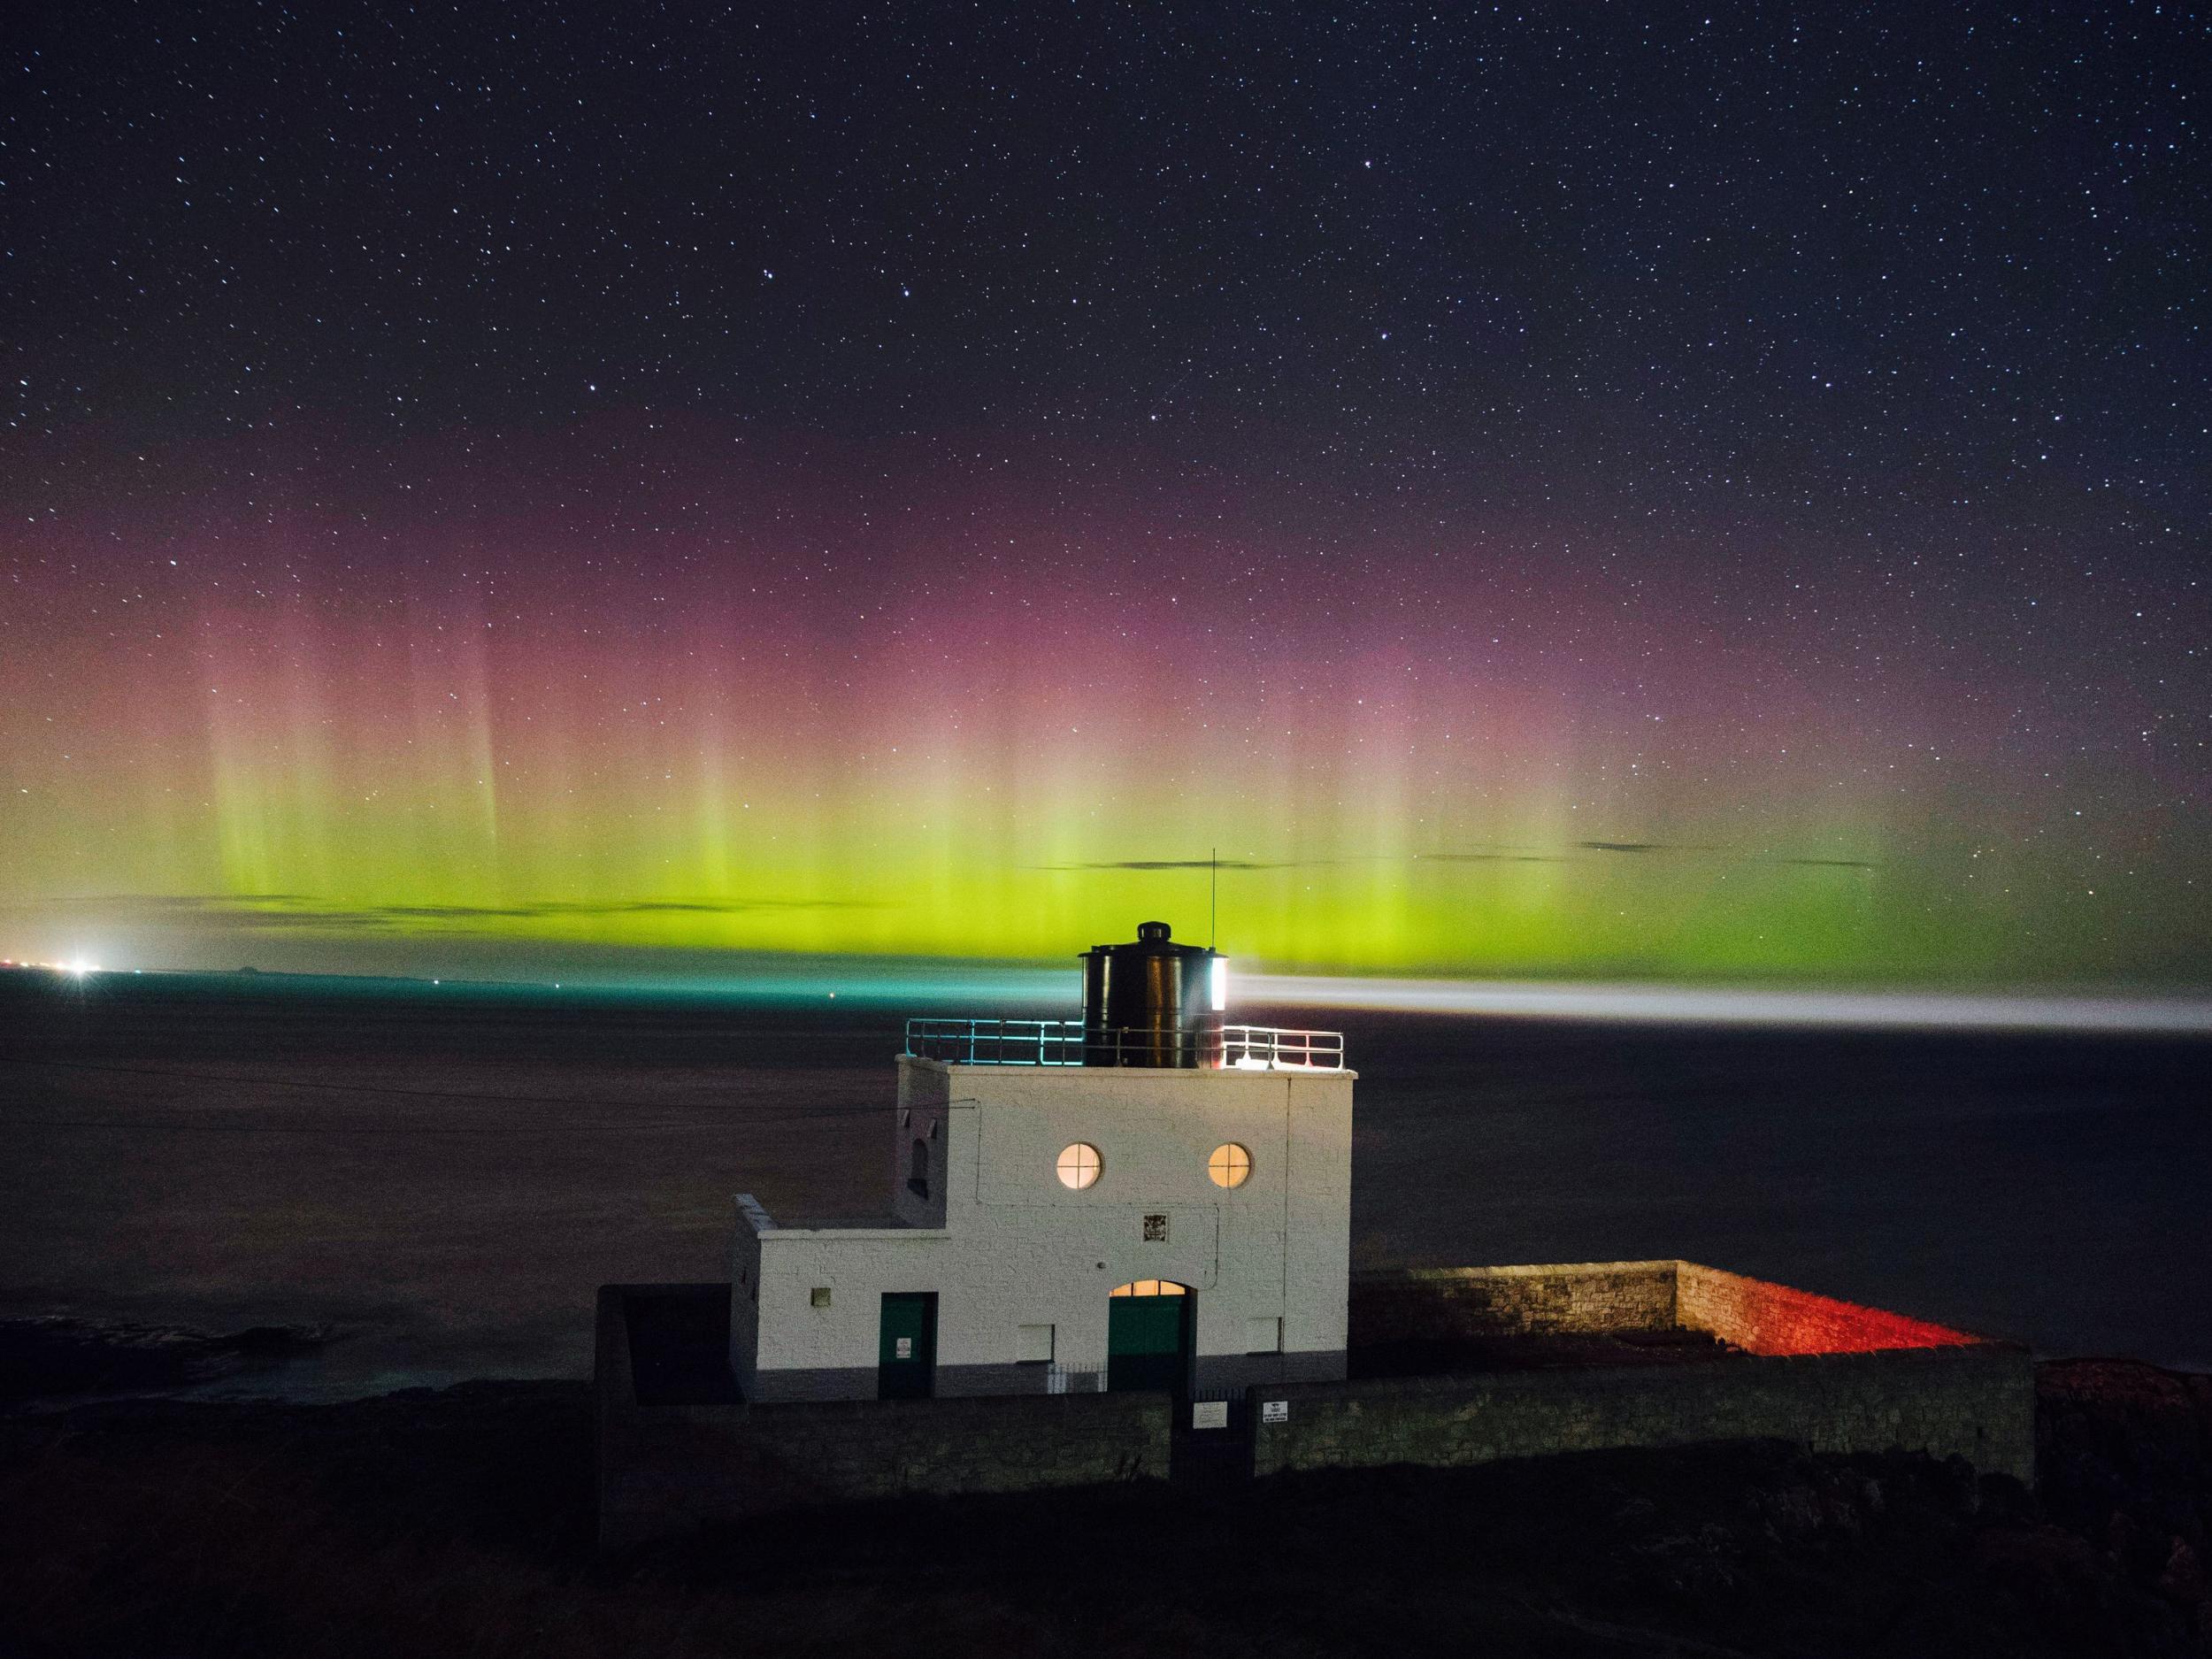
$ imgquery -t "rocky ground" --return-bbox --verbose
[0,1354,2205,1657]
[0,1316,337,1408]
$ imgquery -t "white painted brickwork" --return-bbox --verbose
[730,1055,1354,1400]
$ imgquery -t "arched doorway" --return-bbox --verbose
[1107,1279,1192,1394]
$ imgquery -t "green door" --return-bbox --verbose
[1107,1292,1190,1394]
[878,1292,937,1400]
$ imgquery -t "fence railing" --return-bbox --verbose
[904,1018,1086,1065]
[902,1018,1347,1071]
[1219,1024,1346,1070]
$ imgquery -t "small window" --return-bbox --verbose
[1208,1142,1252,1188]
[1056,1141,1102,1190]
[908,1138,930,1198]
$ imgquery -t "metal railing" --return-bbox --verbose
[904,1018,1087,1065]
[1219,1024,1346,1071]
[902,1018,1347,1071]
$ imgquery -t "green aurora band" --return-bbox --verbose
[3,438,2202,986]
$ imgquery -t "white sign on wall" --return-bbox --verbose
[1191,1400,1228,1430]
[895,1337,913,1359]
[1261,1399,1289,1424]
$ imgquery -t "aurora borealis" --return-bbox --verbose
[3,4,2206,983]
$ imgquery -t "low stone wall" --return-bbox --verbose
[1266,1261,2034,1486]
[1678,1262,1982,1356]
[598,1286,1169,1548]
[1351,1262,1678,1344]
[1251,1342,2034,1484]
[602,1267,2033,1545]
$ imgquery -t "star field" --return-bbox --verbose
[2,2,2206,979]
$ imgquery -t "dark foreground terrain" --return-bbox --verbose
[2,1358,2207,1658]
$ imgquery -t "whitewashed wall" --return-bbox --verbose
[731,1056,1353,1401]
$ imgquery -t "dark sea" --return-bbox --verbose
[2,968,2206,1399]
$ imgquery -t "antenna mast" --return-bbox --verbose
[1210,846,1217,949]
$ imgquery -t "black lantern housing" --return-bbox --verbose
[1079,921,1221,1067]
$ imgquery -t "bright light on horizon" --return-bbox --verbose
[1243,975,2212,1038]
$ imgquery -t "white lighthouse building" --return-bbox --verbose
[729,922,1354,1402]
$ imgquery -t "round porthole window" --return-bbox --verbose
[1056,1141,1102,1190]
[1208,1142,1252,1188]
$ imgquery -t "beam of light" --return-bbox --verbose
[1244,976,2212,1037]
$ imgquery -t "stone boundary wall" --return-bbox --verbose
[1269,1261,2032,1486]
[1678,1262,1984,1356]
[1350,1262,1678,1345]
[1351,1261,1993,1355]
[597,1286,1170,1548]
[601,1268,2032,1545]
[1251,1341,2034,1484]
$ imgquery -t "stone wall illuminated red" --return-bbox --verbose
[1676,1263,1980,1356]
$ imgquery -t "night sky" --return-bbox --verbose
[3,3,2206,981]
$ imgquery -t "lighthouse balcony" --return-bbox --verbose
[902,1018,1347,1071]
